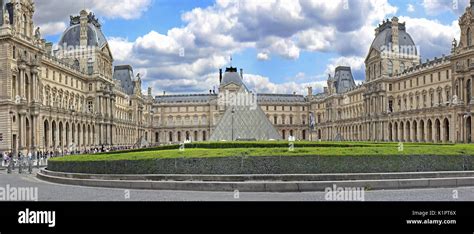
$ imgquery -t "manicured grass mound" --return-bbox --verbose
[46,142,474,175]
[51,141,474,162]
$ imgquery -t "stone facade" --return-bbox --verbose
[311,5,474,144]
[0,1,154,154]
[1,0,474,156]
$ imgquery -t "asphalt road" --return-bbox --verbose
[1,169,474,201]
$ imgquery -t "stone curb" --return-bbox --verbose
[37,170,474,192]
[39,169,474,181]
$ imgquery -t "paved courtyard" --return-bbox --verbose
[1,169,473,201]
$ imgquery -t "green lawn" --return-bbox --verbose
[50,142,474,162]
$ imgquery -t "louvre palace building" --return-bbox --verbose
[1,0,474,156]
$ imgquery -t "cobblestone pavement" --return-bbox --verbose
[1,169,473,201]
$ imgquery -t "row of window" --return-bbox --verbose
[45,67,86,90]
[389,70,450,91]
[388,89,452,112]
[270,115,307,125]
[264,106,306,111]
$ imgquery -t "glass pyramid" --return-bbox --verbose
[210,104,282,141]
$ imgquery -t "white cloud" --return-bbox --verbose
[422,0,467,15]
[37,22,67,36]
[243,74,326,95]
[399,16,459,59]
[48,0,463,96]
[257,52,270,61]
[407,4,415,12]
[34,0,152,36]
[104,0,400,94]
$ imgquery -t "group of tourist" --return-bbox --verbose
[1,145,137,166]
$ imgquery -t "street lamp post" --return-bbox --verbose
[231,107,235,141]
[7,110,13,174]
[9,111,14,156]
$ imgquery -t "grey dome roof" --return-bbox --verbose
[58,23,107,48]
[370,24,416,53]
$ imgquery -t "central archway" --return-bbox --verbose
[443,118,450,142]
[427,119,433,142]
[419,120,425,142]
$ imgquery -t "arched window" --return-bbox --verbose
[467,79,472,102]
[468,27,472,47]
[387,60,393,76]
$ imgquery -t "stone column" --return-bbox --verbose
[440,121,446,143]
[19,64,26,99]
[31,68,39,102]
[31,115,36,153]
[19,113,25,152]
[398,123,402,142]
[416,121,422,142]
[471,76,474,104]
[471,117,474,143]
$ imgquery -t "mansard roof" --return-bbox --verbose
[113,65,135,95]
[155,94,218,104]
[333,66,356,94]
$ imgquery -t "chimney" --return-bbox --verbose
[80,10,88,48]
[240,69,243,79]
[45,42,53,55]
[391,17,399,54]
[147,87,152,96]
[219,69,223,83]
[307,87,313,97]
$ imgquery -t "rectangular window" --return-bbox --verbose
[423,95,427,108]
[88,101,93,113]
[430,93,434,107]
[438,72,441,81]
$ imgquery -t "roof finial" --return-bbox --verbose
[230,55,233,67]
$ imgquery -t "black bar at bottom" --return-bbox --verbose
[0,202,472,233]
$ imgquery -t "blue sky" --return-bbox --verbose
[36,0,467,95]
